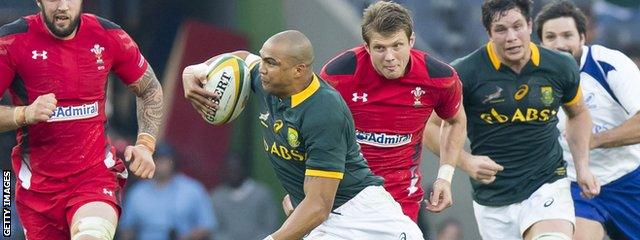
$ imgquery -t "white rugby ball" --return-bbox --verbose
[202,54,251,125]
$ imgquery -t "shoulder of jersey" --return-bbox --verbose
[539,45,577,69]
[0,17,28,38]
[310,84,346,112]
[323,50,358,76]
[83,14,123,30]
[424,53,455,78]
[450,47,485,77]
[590,44,630,63]
[423,53,458,88]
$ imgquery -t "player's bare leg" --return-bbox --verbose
[573,217,605,240]
[70,201,118,240]
[523,219,573,240]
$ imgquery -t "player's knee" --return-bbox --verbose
[531,232,572,240]
[70,216,116,240]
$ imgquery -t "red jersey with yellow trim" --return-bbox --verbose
[320,46,461,220]
[0,13,148,192]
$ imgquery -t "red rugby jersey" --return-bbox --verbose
[320,46,461,206]
[0,13,148,192]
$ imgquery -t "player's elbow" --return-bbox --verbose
[316,201,333,222]
[308,197,333,223]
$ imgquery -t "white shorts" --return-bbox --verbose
[473,178,575,239]
[305,185,424,240]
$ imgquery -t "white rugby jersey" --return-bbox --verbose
[557,45,640,185]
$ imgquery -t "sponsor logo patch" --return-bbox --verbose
[48,102,99,122]
[355,130,411,148]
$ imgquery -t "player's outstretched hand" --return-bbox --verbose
[576,166,600,199]
[124,145,156,179]
[425,179,452,213]
[282,194,294,217]
[182,63,219,118]
[25,93,57,124]
[461,155,503,184]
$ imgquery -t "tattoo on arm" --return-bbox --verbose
[127,66,164,137]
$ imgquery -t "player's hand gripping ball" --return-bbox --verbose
[202,54,251,125]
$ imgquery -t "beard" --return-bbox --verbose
[42,10,80,38]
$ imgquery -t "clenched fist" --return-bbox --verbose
[26,93,57,124]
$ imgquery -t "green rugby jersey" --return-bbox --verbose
[451,42,581,206]
[249,64,383,209]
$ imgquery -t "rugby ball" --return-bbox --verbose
[202,54,251,125]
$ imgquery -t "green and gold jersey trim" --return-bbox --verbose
[305,169,344,179]
[564,84,583,106]
[291,74,320,108]
[486,42,540,70]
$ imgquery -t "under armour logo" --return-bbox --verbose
[352,92,368,102]
[103,188,113,197]
[32,50,48,60]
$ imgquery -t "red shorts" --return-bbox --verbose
[377,169,424,222]
[389,186,422,222]
[16,159,126,240]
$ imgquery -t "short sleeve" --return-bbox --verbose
[302,99,348,179]
[434,78,462,119]
[109,29,148,85]
[560,56,581,105]
[605,50,640,115]
[0,39,16,96]
[450,57,472,109]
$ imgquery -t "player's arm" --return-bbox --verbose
[590,51,640,149]
[125,65,164,179]
[0,41,56,132]
[425,105,466,212]
[424,113,503,185]
[591,111,640,149]
[182,51,259,118]
[562,88,599,198]
[269,176,339,240]
[0,94,57,132]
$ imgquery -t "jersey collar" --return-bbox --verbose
[289,74,320,108]
[486,41,540,70]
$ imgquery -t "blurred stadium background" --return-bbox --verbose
[1,0,638,239]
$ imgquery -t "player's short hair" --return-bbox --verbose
[361,1,413,45]
[534,0,588,40]
[481,0,533,32]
